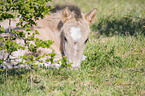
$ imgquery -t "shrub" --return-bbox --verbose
[0,0,59,70]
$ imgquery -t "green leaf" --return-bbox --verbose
[35,30,39,34]
[25,28,32,31]
[23,55,27,60]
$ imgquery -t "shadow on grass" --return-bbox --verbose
[0,68,31,84]
[91,15,145,36]
[0,67,69,85]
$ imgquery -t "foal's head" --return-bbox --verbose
[59,6,97,68]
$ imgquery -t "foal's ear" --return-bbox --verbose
[62,7,73,23]
[85,8,97,25]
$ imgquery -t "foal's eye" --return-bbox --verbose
[64,36,67,42]
[85,38,89,44]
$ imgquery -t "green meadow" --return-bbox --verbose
[0,0,145,95]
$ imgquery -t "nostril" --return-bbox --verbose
[74,41,77,44]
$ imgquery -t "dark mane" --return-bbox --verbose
[50,5,82,19]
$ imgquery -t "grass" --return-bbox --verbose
[0,0,145,95]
